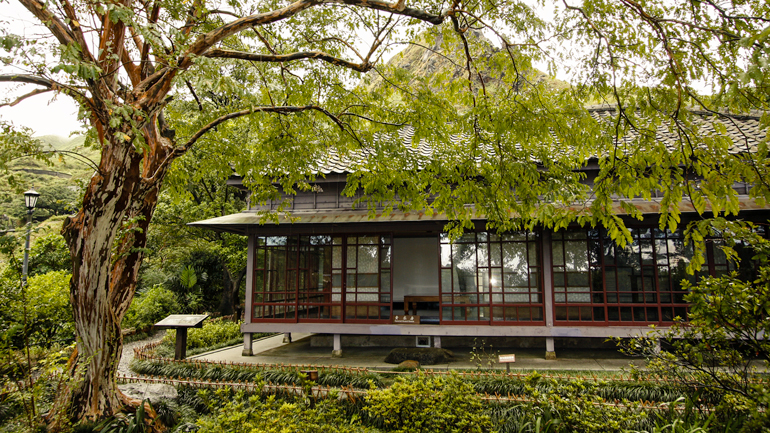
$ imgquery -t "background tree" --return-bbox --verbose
[0,0,767,428]
[144,161,248,318]
[0,228,74,350]
[621,218,770,429]
[0,0,470,425]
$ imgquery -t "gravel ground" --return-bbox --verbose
[118,330,165,376]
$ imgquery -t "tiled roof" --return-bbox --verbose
[589,107,766,154]
[311,107,767,174]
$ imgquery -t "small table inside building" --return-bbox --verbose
[154,314,209,360]
[403,296,441,315]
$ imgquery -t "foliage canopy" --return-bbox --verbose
[0,0,768,425]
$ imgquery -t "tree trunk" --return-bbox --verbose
[231,268,246,321]
[218,268,234,317]
[49,120,173,428]
[219,266,246,318]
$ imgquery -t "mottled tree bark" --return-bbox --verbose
[49,119,173,427]
[10,0,449,427]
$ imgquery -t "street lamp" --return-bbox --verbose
[20,188,39,418]
[21,188,40,287]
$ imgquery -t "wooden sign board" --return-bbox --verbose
[392,315,419,324]
[154,314,209,360]
[154,314,209,328]
[498,354,516,363]
[499,353,516,371]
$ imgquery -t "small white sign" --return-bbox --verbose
[392,315,419,324]
[498,354,516,363]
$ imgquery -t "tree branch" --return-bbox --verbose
[135,0,448,106]
[0,74,90,100]
[18,0,79,53]
[203,48,374,72]
[58,0,97,64]
[0,74,95,116]
[0,74,59,88]
[185,80,204,111]
[0,88,53,107]
[176,105,342,155]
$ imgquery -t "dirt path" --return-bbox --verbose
[118,331,165,376]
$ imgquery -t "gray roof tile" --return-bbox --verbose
[311,108,766,174]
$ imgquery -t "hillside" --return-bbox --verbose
[0,135,97,226]
[363,27,567,94]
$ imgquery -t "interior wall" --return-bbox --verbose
[392,237,440,301]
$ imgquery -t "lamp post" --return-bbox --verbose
[21,188,40,288]
[20,188,39,423]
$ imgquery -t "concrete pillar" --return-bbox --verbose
[331,334,343,357]
[283,332,292,343]
[243,235,255,357]
[542,231,557,360]
[242,333,254,356]
[545,337,556,360]
[433,336,442,349]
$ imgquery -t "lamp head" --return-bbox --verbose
[24,188,40,211]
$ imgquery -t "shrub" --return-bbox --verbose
[28,232,71,276]
[365,372,493,433]
[523,374,648,432]
[3,270,75,348]
[123,285,179,330]
[130,358,382,389]
[620,221,770,431]
[196,389,376,433]
[28,270,74,343]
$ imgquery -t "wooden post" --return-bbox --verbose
[175,328,188,360]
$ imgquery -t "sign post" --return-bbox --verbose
[154,314,209,360]
[498,353,516,372]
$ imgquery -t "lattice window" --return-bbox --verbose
[440,231,542,324]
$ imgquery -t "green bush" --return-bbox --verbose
[365,372,493,433]
[28,232,71,276]
[470,375,718,405]
[123,285,179,330]
[130,358,382,389]
[26,270,74,346]
[522,374,648,433]
[0,269,75,348]
[196,389,376,433]
[619,221,770,432]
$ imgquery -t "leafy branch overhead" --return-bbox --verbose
[0,0,768,426]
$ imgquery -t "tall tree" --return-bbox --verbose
[0,0,767,427]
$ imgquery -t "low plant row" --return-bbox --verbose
[130,355,722,406]
[110,373,746,433]
[469,376,724,405]
[129,358,385,389]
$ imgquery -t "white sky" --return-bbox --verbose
[1,2,82,137]
[1,94,81,137]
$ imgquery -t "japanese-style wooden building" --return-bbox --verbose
[191,108,769,358]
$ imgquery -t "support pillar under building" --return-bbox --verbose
[545,337,556,360]
[331,333,343,357]
[242,333,253,356]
